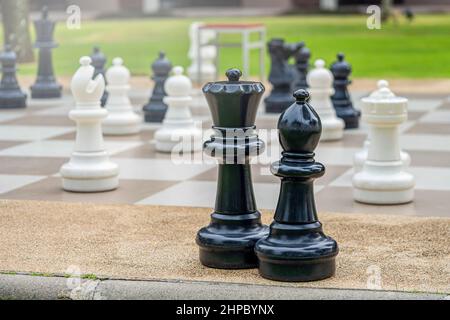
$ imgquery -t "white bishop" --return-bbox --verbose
[352,80,414,204]
[154,66,202,153]
[353,80,411,171]
[307,59,344,141]
[60,56,119,192]
[103,57,141,135]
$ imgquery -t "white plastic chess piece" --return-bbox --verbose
[60,56,119,192]
[103,57,141,135]
[187,22,217,83]
[155,66,202,153]
[307,59,344,141]
[352,80,414,204]
[353,80,411,171]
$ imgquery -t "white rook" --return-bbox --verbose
[155,66,202,153]
[353,80,411,171]
[307,59,344,141]
[352,80,414,204]
[103,57,141,135]
[60,56,119,192]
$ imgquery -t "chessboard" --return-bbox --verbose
[0,89,449,218]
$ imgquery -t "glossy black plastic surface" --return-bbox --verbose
[196,69,269,269]
[143,51,172,123]
[255,89,338,282]
[0,45,27,109]
[30,6,62,99]
[330,53,360,129]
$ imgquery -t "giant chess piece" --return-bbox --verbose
[330,53,360,129]
[103,57,141,135]
[60,57,119,192]
[155,66,202,153]
[353,80,414,204]
[307,59,344,141]
[0,45,27,109]
[293,41,311,90]
[30,6,62,99]
[353,80,411,171]
[143,51,172,123]
[264,38,296,114]
[255,89,338,282]
[187,22,217,83]
[90,47,109,107]
[196,69,269,269]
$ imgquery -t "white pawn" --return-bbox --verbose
[353,80,414,204]
[155,66,202,153]
[307,59,344,141]
[353,80,411,171]
[103,57,141,135]
[60,56,119,192]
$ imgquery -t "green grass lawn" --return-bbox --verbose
[4,14,450,78]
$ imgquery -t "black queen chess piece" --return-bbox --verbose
[196,68,269,269]
[255,89,338,282]
[0,45,27,109]
[264,38,297,114]
[30,6,62,99]
[293,41,311,90]
[330,53,360,129]
[90,47,109,107]
[143,51,172,123]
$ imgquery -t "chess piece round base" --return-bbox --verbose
[196,212,269,269]
[143,103,167,123]
[103,114,141,136]
[30,83,62,99]
[29,97,66,108]
[335,107,360,129]
[60,152,119,193]
[264,95,294,114]
[353,161,415,204]
[0,94,27,109]
[155,129,203,153]
[321,118,345,141]
[255,222,338,282]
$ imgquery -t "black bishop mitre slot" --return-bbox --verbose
[0,44,27,109]
[255,89,338,282]
[196,68,269,269]
[90,46,109,106]
[330,53,360,129]
[143,51,172,123]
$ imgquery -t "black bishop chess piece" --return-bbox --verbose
[293,41,311,90]
[30,6,62,99]
[0,44,27,109]
[255,89,338,282]
[90,47,108,107]
[196,68,269,269]
[330,53,360,129]
[143,51,172,123]
[264,38,297,114]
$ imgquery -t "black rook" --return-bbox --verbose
[330,53,360,129]
[255,89,338,282]
[0,45,27,109]
[196,69,269,269]
[143,51,172,123]
[30,6,62,99]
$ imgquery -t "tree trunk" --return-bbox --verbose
[1,0,34,63]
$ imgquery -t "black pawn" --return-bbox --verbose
[196,68,269,269]
[293,41,311,90]
[30,6,62,99]
[143,51,172,123]
[90,47,108,107]
[0,45,27,109]
[255,89,338,282]
[330,53,360,129]
[264,38,296,114]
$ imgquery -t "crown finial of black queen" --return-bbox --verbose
[255,88,338,282]
[226,68,242,82]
